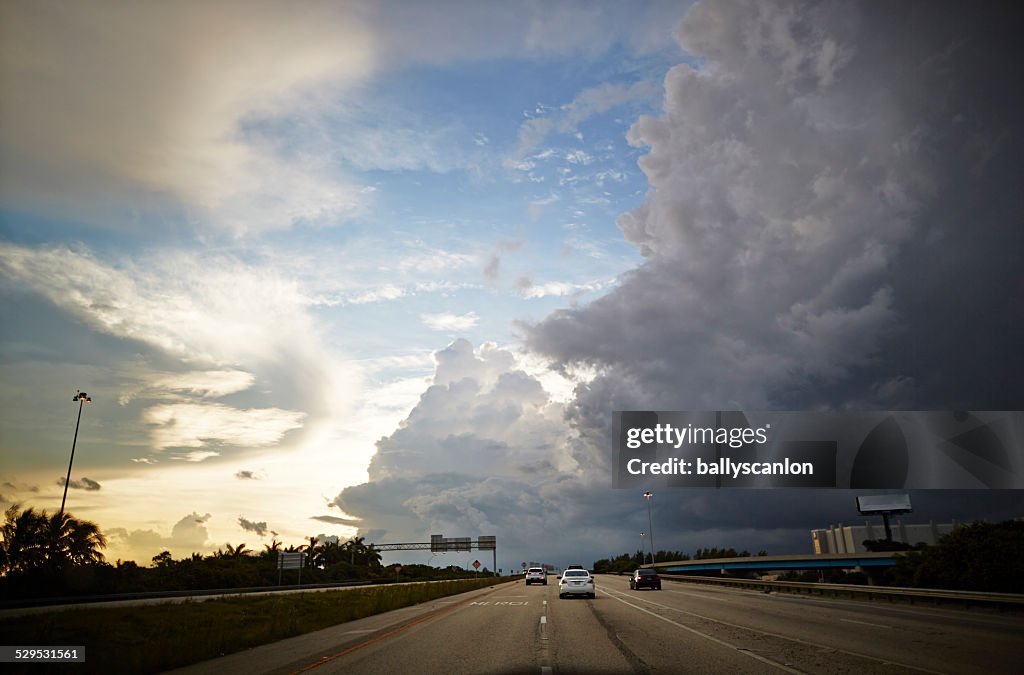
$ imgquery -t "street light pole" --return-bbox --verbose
[643,491,654,564]
[60,391,91,517]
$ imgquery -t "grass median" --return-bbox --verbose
[1,577,505,673]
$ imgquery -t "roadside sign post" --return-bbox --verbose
[478,535,496,577]
[277,551,305,586]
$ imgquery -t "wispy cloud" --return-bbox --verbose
[173,451,221,463]
[396,249,478,274]
[0,244,313,366]
[311,514,362,527]
[343,285,407,305]
[528,193,561,219]
[521,280,610,299]
[119,369,256,405]
[421,312,480,332]
[513,81,658,158]
[143,403,305,452]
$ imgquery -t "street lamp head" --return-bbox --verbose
[73,391,92,403]
[643,491,653,500]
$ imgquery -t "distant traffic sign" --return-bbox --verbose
[277,552,305,570]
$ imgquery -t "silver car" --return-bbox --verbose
[558,569,595,598]
[525,567,547,585]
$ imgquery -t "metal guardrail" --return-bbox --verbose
[659,574,1024,610]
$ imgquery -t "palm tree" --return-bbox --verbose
[300,536,319,568]
[317,540,343,567]
[1,504,49,574]
[211,542,251,559]
[364,543,382,569]
[227,542,250,558]
[343,536,367,565]
[339,536,381,568]
[46,510,106,566]
[262,538,283,559]
[1,504,105,575]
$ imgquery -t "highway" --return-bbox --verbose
[171,574,1022,674]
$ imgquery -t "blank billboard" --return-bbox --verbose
[856,494,912,514]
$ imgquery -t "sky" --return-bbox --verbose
[1,0,1022,571]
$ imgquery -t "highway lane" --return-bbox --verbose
[638,578,1023,673]
[172,574,1022,674]
[597,576,1021,673]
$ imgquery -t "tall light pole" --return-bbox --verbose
[60,391,91,517]
[643,491,655,564]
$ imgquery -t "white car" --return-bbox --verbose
[558,569,595,598]
[525,567,547,585]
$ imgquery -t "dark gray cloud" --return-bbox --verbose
[58,476,101,491]
[238,516,270,537]
[515,0,1024,557]
[310,514,362,527]
[235,470,258,480]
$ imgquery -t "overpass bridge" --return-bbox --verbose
[651,552,897,574]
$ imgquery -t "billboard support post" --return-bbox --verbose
[856,494,913,542]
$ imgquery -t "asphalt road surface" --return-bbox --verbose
[170,575,1022,674]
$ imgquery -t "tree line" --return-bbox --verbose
[592,547,768,574]
[0,504,479,602]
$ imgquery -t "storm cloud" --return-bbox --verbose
[517,0,1024,558]
[338,1,1024,565]
[335,339,597,557]
[527,0,1024,420]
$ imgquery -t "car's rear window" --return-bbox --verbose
[564,570,589,577]
[528,568,544,573]
[637,569,657,576]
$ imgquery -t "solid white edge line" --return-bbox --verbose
[603,586,944,675]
